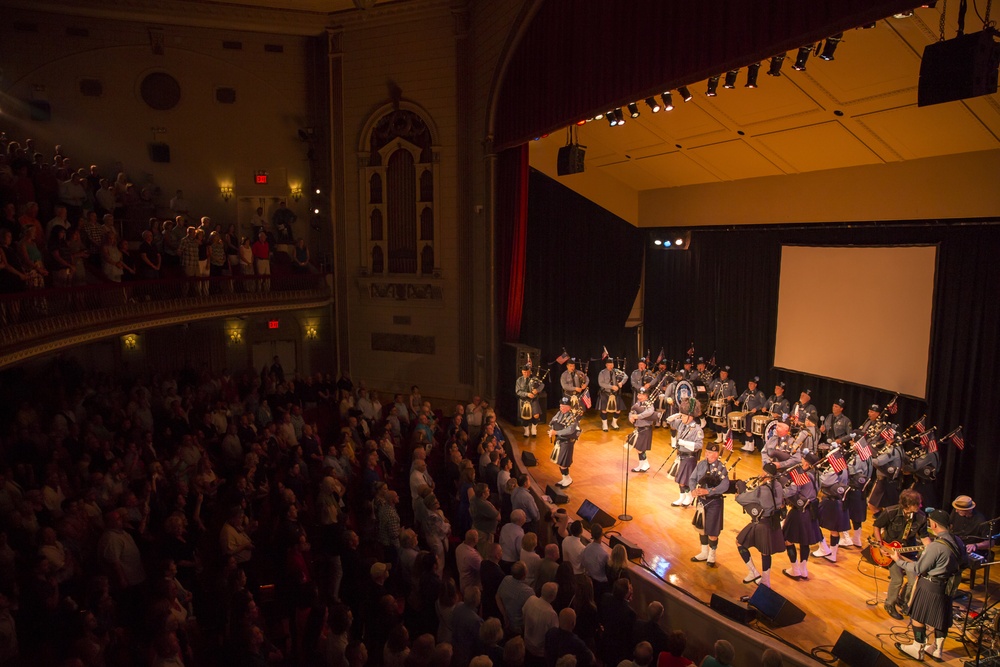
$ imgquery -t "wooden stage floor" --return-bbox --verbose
[503,412,998,667]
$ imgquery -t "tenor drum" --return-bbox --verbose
[727,411,746,432]
[751,414,770,437]
[708,399,727,424]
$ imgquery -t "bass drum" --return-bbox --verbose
[727,411,746,432]
[708,399,727,425]
[751,414,771,437]
[764,419,781,442]
[674,380,697,414]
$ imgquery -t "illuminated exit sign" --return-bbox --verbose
[268,319,279,329]
[255,170,269,185]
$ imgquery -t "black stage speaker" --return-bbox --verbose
[556,144,585,175]
[748,584,805,628]
[149,142,171,163]
[576,499,615,529]
[609,534,643,560]
[546,484,569,505]
[521,451,537,467]
[832,631,894,667]
[918,30,1000,107]
[710,593,756,625]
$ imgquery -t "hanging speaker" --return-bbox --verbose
[832,631,894,667]
[748,584,805,627]
[556,144,585,175]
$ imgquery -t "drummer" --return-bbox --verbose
[737,376,767,453]
[820,398,853,455]
[709,366,738,443]
[765,381,791,418]
[790,389,819,426]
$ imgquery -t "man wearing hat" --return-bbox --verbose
[630,358,654,396]
[812,447,851,563]
[689,441,729,567]
[763,421,799,472]
[560,358,589,408]
[549,398,582,488]
[781,452,822,581]
[820,399,853,456]
[792,413,820,459]
[597,357,624,432]
[670,411,704,507]
[873,489,932,620]
[790,390,819,427]
[690,357,708,388]
[893,509,965,662]
[736,376,767,453]
[859,404,883,439]
[515,365,544,438]
[735,462,785,587]
[628,389,657,472]
[950,495,991,556]
[709,366,737,443]
[765,382,790,418]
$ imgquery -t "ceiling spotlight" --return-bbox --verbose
[627,102,640,118]
[724,69,739,89]
[645,97,661,113]
[663,241,672,247]
[607,111,617,127]
[819,33,843,61]
[745,62,761,88]
[678,86,693,102]
[792,45,813,71]
[674,238,683,246]
[660,92,674,111]
[653,239,662,246]
[706,75,720,97]
[767,54,785,76]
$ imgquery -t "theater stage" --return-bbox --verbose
[501,413,995,667]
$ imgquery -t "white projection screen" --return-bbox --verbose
[774,245,937,398]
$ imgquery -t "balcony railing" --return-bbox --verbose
[0,273,333,365]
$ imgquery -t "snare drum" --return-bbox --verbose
[708,399,727,424]
[751,414,771,437]
[727,411,746,432]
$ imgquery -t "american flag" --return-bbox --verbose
[949,427,965,451]
[724,429,734,452]
[926,437,938,454]
[602,346,609,360]
[880,426,896,443]
[854,437,873,461]
[581,390,592,410]
[789,468,810,487]
[655,347,664,365]
[555,351,570,365]
[687,342,695,357]
[828,452,847,473]
[914,416,926,433]
[886,397,898,415]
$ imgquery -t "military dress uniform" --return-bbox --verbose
[671,417,704,507]
[630,361,654,396]
[560,361,589,408]
[781,462,823,580]
[790,395,819,426]
[515,367,544,436]
[549,400,582,487]
[736,379,767,452]
[709,370,738,442]
[689,445,729,567]
[628,398,656,472]
[762,429,799,473]
[869,441,904,510]
[844,449,873,546]
[735,474,786,586]
[765,391,791,418]
[812,465,851,562]
[791,419,820,459]
[821,400,853,454]
[597,363,624,431]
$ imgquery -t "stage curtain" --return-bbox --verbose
[495,0,920,149]
[496,145,530,343]
[643,223,1000,514]
[519,168,645,408]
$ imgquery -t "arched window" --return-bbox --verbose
[371,246,384,274]
[386,150,416,273]
[370,209,383,241]
[420,207,434,241]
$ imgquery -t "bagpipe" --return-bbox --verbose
[605,356,629,413]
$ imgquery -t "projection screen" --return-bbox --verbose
[774,245,937,398]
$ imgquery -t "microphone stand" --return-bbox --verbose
[619,428,637,522]
[965,515,1000,667]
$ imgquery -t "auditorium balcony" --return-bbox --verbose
[0,272,333,369]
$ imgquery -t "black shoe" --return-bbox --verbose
[899,603,910,616]
[884,603,904,621]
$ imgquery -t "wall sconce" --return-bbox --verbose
[229,330,243,344]
[220,186,234,202]
[305,326,318,340]
[123,334,138,350]
[291,187,303,202]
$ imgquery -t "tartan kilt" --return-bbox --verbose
[818,497,851,532]
[634,426,653,453]
[551,437,577,469]
[675,455,697,488]
[693,496,724,536]
[909,577,952,631]
[845,488,868,524]
[598,390,621,413]
[736,517,785,555]
[782,505,822,544]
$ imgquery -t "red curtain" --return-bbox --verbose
[496,145,529,343]
[494,0,920,149]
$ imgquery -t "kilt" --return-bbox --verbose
[693,495,724,536]
[783,505,822,545]
[909,577,952,631]
[519,397,543,423]
[551,437,577,469]
[868,477,900,509]
[845,488,868,524]
[598,390,621,413]
[818,497,851,532]
[634,425,653,453]
[736,517,785,554]
[675,454,697,488]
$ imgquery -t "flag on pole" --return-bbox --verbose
[879,426,896,443]
[926,436,938,453]
[914,416,926,433]
[789,468,810,487]
[581,389,592,410]
[854,437,872,461]
[655,347,664,365]
[828,452,848,473]
[724,429,734,452]
[886,397,898,415]
[948,427,965,450]
[687,342,695,357]
[602,346,609,360]
[555,351,570,365]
